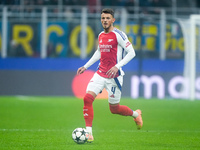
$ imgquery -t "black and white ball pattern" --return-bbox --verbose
[72,128,89,144]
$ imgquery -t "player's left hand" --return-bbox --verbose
[106,66,118,78]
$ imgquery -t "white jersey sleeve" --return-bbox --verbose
[114,30,136,69]
[83,46,101,69]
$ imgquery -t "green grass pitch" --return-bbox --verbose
[0,96,200,150]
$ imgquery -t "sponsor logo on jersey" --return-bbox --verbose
[99,44,112,52]
[99,39,102,43]
[99,44,112,49]
[100,49,110,52]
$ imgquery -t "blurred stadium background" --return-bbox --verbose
[0,0,199,100]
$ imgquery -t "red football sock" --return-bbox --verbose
[109,104,133,116]
[83,93,95,127]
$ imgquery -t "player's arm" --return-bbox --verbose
[107,32,135,78]
[115,45,135,69]
[77,48,101,75]
[115,33,135,69]
[107,47,135,78]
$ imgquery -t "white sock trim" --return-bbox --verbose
[86,127,92,135]
[132,110,139,118]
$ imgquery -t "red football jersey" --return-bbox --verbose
[96,28,134,78]
[84,28,135,79]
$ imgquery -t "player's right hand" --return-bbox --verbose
[77,67,86,75]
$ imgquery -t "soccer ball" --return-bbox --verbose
[72,128,89,144]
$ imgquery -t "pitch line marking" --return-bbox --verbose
[0,129,200,133]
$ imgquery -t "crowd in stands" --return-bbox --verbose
[0,0,199,8]
[1,0,199,8]
[0,0,173,16]
[0,0,172,7]
[0,0,198,15]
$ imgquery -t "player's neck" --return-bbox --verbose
[104,26,114,33]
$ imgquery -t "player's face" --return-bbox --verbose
[101,13,115,32]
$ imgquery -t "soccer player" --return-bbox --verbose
[77,8,143,143]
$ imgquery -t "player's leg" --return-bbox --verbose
[83,73,105,142]
[106,76,143,129]
[109,103,143,129]
[106,77,133,116]
[83,91,96,130]
[83,91,96,142]
[109,103,135,116]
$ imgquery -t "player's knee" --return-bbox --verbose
[109,104,120,114]
[83,93,94,106]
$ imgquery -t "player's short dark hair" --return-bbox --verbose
[101,8,114,17]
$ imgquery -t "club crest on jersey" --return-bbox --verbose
[108,39,113,42]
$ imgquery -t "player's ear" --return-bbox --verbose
[112,18,115,23]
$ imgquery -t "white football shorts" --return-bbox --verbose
[86,72,123,104]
